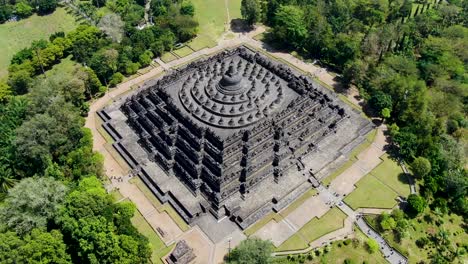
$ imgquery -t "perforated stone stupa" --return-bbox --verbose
[99,46,373,229]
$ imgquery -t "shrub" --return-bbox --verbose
[15,2,33,18]
[343,239,352,246]
[415,237,430,248]
[366,238,379,254]
[109,72,124,87]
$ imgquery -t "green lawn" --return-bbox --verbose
[228,0,242,20]
[365,211,467,264]
[344,174,399,210]
[130,177,190,232]
[273,227,387,263]
[45,55,80,77]
[372,154,410,197]
[244,189,318,237]
[0,7,78,78]
[343,152,410,210]
[244,212,284,237]
[276,208,347,252]
[131,210,174,264]
[317,227,387,264]
[160,52,178,63]
[188,0,241,51]
[173,46,194,58]
[187,35,218,51]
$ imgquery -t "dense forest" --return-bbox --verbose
[0,0,197,263]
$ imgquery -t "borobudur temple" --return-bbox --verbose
[99,46,373,229]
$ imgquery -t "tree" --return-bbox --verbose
[380,213,397,230]
[410,157,431,179]
[381,107,391,120]
[15,2,33,18]
[0,4,13,23]
[369,91,393,113]
[98,13,125,43]
[0,177,67,235]
[227,238,274,263]
[14,99,84,175]
[180,0,195,16]
[407,194,426,216]
[90,48,119,83]
[241,0,261,27]
[37,0,58,15]
[273,5,307,49]
[7,69,33,95]
[366,238,379,254]
[57,176,151,263]
[0,229,71,263]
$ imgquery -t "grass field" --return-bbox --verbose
[244,212,284,237]
[227,0,242,19]
[343,151,410,210]
[344,174,399,209]
[173,46,194,58]
[160,52,178,63]
[187,0,241,51]
[130,177,190,232]
[131,210,175,264]
[243,189,318,237]
[365,211,467,263]
[276,208,347,251]
[0,8,78,78]
[273,227,387,263]
[372,154,410,197]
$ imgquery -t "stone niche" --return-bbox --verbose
[99,45,373,229]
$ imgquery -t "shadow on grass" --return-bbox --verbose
[398,172,411,185]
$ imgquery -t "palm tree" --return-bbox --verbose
[0,166,17,199]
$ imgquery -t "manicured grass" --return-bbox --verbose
[244,211,284,237]
[372,154,410,197]
[173,46,194,58]
[111,190,124,201]
[322,129,377,186]
[160,52,178,63]
[276,208,347,252]
[228,0,242,20]
[365,211,466,263]
[273,227,387,263]
[0,8,78,78]
[299,208,347,243]
[244,189,319,237]
[187,34,218,51]
[131,210,174,264]
[46,56,80,77]
[280,189,318,217]
[276,233,309,252]
[344,174,399,210]
[191,0,227,45]
[318,227,387,263]
[130,177,190,232]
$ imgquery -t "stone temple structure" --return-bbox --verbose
[99,46,373,229]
